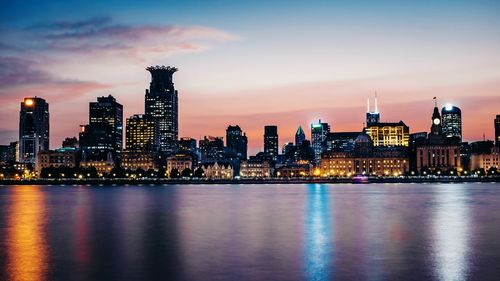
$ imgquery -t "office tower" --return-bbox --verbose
[441,105,462,141]
[178,137,197,152]
[19,97,49,163]
[125,114,156,152]
[145,65,178,154]
[311,120,330,165]
[79,123,114,154]
[295,126,305,146]
[89,95,123,154]
[226,125,248,160]
[365,121,410,147]
[199,136,225,162]
[495,115,500,147]
[366,93,380,126]
[264,125,279,161]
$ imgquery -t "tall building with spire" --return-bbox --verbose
[145,66,179,154]
[295,126,305,146]
[19,97,49,163]
[366,92,380,126]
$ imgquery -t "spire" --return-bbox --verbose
[433,96,437,108]
[374,91,378,113]
[367,97,370,112]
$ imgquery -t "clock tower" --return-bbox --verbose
[429,98,444,144]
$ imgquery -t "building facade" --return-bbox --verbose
[36,149,77,173]
[126,114,156,152]
[89,95,123,154]
[311,120,330,165]
[264,125,279,161]
[495,115,500,147]
[365,121,409,147]
[226,125,248,160]
[19,97,49,163]
[239,159,272,178]
[145,66,178,154]
[470,146,499,172]
[441,105,462,141]
[201,162,233,179]
[166,154,193,174]
[121,151,157,171]
[79,151,115,175]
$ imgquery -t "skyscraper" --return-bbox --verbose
[145,65,179,154]
[226,125,248,160]
[311,120,330,165]
[264,125,278,161]
[295,126,305,146]
[89,95,123,154]
[495,115,500,147]
[441,105,462,141]
[19,97,49,163]
[366,93,380,126]
[125,114,156,152]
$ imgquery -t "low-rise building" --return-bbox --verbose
[166,154,193,174]
[36,148,77,173]
[80,151,115,175]
[239,159,272,178]
[201,161,233,179]
[470,146,499,172]
[275,163,312,178]
[121,151,157,171]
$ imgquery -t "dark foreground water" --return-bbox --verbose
[1,183,500,281]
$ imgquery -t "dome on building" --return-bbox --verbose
[355,132,372,144]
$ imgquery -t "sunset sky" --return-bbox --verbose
[1,0,499,153]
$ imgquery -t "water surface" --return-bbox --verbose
[1,183,499,281]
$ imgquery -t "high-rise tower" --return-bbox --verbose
[441,104,462,142]
[264,125,279,161]
[295,126,306,146]
[495,115,500,147]
[19,97,49,163]
[311,119,330,165]
[366,92,380,126]
[89,95,123,154]
[226,125,248,160]
[145,66,179,154]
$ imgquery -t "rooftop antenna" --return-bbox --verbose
[433,96,437,107]
[375,91,378,113]
[367,96,370,113]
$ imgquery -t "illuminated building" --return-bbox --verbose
[89,95,123,154]
[295,126,306,146]
[441,105,462,141]
[275,163,312,178]
[470,146,499,172]
[311,120,330,165]
[19,97,49,163]
[201,161,233,179]
[415,99,461,173]
[199,136,225,162]
[79,123,114,154]
[326,132,360,152]
[0,145,7,164]
[36,149,76,173]
[495,115,500,147]
[366,93,380,126]
[365,121,409,147]
[121,151,157,171]
[79,151,115,175]
[145,66,179,154]
[166,154,193,174]
[178,137,197,152]
[239,159,272,178]
[226,125,248,160]
[125,114,156,152]
[320,133,408,177]
[264,125,279,161]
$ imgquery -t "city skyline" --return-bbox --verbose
[1,1,500,153]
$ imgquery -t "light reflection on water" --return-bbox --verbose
[433,186,471,281]
[5,187,48,281]
[304,184,332,281]
[0,183,499,281]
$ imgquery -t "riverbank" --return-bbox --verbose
[1,177,499,185]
